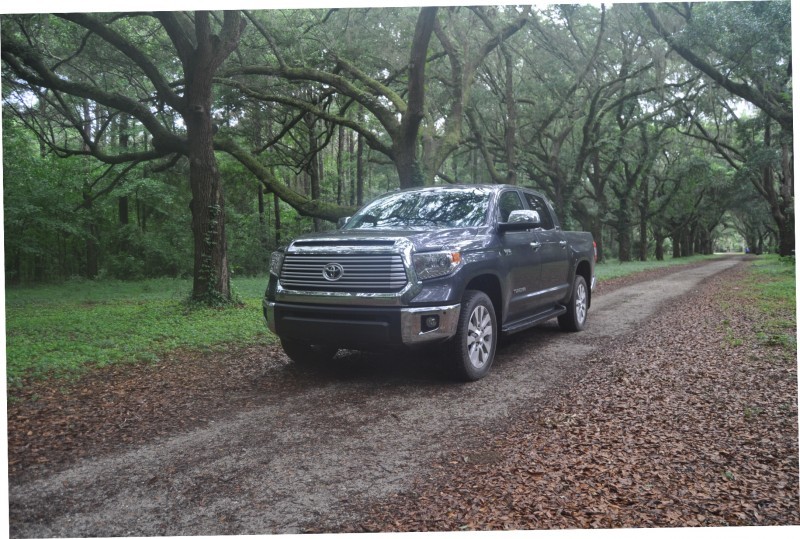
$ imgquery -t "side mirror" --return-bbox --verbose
[498,210,541,233]
[337,216,351,229]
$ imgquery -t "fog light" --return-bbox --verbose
[422,315,440,331]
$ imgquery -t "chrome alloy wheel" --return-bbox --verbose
[467,304,494,369]
[575,280,587,325]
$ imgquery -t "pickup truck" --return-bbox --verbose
[264,184,596,381]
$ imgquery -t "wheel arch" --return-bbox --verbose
[464,273,503,325]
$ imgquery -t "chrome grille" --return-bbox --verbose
[280,253,408,292]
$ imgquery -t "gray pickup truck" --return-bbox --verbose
[264,184,596,381]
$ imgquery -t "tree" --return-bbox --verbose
[3,5,789,286]
[424,6,530,181]
[2,11,245,302]
[224,7,438,189]
[641,1,793,256]
[160,11,246,303]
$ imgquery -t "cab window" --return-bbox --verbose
[497,191,524,222]
[523,192,555,230]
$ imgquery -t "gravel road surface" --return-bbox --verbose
[8,257,742,537]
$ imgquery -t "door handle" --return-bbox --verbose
[530,241,542,250]
[559,240,568,248]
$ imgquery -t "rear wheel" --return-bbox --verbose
[280,339,338,366]
[447,290,497,382]
[558,275,588,332]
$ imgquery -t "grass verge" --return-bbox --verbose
[725,254,796,357]
[2,254,746,387]
[4,276,275,386]
[594,253,717,281]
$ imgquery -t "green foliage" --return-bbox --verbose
[686,1,791,85]
[3,117,87,281]
[2,3,791,285]
[594,255,718,282]
[4,276,275,386]
[3,114,193,283]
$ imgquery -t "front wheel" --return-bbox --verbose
[447,290,498,382]
[280,339,338,366]
[558,274,588,332]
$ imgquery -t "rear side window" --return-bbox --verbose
[523,193,555,230]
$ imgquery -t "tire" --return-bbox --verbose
[280,339,338,366]
[558,274,588,332]
[447,290,498,382]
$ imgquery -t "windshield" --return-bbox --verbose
[344,188,492,230]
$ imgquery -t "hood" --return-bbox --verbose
[287,226,494,253]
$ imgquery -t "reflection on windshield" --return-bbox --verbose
[345,189,491,229]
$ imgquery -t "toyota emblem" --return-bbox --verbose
[322,262,345,281]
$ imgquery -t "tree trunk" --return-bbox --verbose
[654,231,665,261]
[118,196,129,226]
[274,193,282,246]
[349,125,356,205]
[503,45,517,185]
[395,6,437,188]
[81,100,99,279]
[638,177,650,261]
[682,227,693,257]
[638,219,648,261]
[185,93,231,303]
[118,114,130,227]
[337,124,345,205]
[357,131,365,206]
[589,218,604,263]
[395,145,424,189]
[257,184,271,258]
[672,230,682,258]
[616,197,632,262]
[83,190,100,279]
[258,184,265,224]
[164,11,245,304]
[775,128,794,256]
[253,105,271,256]
[305,114,322,231]
[777,218,794,256]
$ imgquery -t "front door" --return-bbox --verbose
[497,190,543,321]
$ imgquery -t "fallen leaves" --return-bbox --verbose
[332,262,799,531]
[6,345,291,480]
[6,260,798,531]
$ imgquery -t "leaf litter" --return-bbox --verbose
[6,260,799,531]
[331,262,799,531]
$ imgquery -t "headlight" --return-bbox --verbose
[413,251,462,280]
[269,251,284,276]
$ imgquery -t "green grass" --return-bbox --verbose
[736,255,797,354]
[594,254,718,281]
[4,276,276,386]
[0,254,746,386]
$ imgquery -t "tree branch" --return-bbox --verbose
[227,63,401,135]
[640,3,792,130]
[59,13,185,114]
[215,136,355,221]
[2,34,186,155]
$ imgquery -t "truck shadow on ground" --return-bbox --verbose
[279,321,567,386]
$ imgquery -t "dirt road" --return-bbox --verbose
[8,258,743,537]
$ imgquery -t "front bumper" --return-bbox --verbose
[263,300,460,348]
